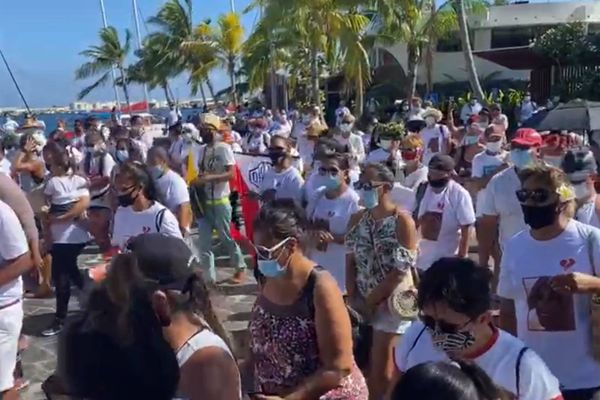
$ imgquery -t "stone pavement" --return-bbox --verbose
[19,247,257,400]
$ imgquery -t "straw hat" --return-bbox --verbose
[19,116,42,130]
[200,113,221,130]
[422,108,443,122]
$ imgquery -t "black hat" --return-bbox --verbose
[429,154,455,172]
[126,233,196,290]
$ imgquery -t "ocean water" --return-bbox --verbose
[9,108,201,132]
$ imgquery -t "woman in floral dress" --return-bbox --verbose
[247,200,368,400]
[346,163,418,400]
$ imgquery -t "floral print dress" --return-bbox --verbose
[249,269,368,399]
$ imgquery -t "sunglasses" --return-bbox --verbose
[419,314,472,334]
[354,181,384,191]
[515,188,551,203]
[117,185,137,196]
[318,167,341,176]
[252,238,290,260]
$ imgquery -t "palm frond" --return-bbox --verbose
[77,72,112,100]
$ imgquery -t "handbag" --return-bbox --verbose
[586,232,600,361]
[365,210,419,320]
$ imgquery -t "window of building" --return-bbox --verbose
[437,35,462,52]
[491,25,556,48]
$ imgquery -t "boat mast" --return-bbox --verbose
[230,0,235,12]
[98,0,122,112]
[132,0,150,112]
[0,48,31,114]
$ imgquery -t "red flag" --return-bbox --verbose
[230,163,259,242]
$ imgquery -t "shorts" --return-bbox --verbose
[0,301,23,392]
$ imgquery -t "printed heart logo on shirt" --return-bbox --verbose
[559,258,576,271]
[142,226,151,234]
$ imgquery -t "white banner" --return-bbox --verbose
[234,153,302,191]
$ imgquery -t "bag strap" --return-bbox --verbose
[406,325,427,358]
[413,182,429,221]
[515,347,528,398]
[305,267,323,319]
[155,207,167,232]
[588,230,597,277]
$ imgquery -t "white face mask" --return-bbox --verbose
[573,182,591,200]
[425,116,436,127]
[485,141,502,153]
[340,123,352,133]
[543,155,563,168]
[379,139,392,150]
[524,96,531,102]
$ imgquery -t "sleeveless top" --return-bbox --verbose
[174,328,241,400]
[249,269,368,399]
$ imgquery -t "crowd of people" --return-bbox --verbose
[0,95,599,400]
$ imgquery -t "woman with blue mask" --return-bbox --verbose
[346,162,418,400]
[305,153,360,293]
[247,200,368,400]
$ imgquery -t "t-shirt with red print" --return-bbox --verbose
[499,219,600,390]
[111,201,182,250]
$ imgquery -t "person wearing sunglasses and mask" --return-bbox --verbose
[111,161,182,251]
[392,257,562,400]
[499,165,600,400]
[257,135,304,205]
[478,128,543,270]
[345,163,418,400]
[335,114,366,163]
[414,155,475,272]
[541,131,573,169]
[305,153,360,293]
[247,200,368,400]
[471,126,509,279]
[564,148,600,229]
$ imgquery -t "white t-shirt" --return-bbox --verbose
[259,166,304,205]
[498,219,600,390]
[197,143,235,200]
[420,124,450,165]
[306,187,360,293]
[390,183,416,214]
[471,151,508,217]
[0,158,11,176]
[416,180,475,270]
[44,175,92,244]
[335,133,366,163]
[366,148,401,164]
[576,196,600,229]
[155,169,190,213]
[479,167,526,248]
[243,132,270,154]
[402,165,428,190]
[395,322,563,400]
[0,200,28,306]
[112,202,183,250]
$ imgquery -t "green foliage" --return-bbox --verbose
[532,22,590,64]
[375,121,405,138]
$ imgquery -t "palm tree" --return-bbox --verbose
[455,0,485,101]
[75,26,132,108]
[213,12,245,105]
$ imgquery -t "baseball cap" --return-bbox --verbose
[511,128,542,147]
[200,113,222,130]
[126,233,197,291]
[428,154,455,173]
[562,147,597,182]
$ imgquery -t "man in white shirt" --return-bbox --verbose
[490,103,509,132]
[478,128,543,266]
[460,97,483,125]
[148,146,193,236]
[407,97,425,120]
[519,92,537,124]
[420,108,450,165]
[393,257,563,400]
[0,200,32,398]
[193,113,247,284]
[258,135,304,205]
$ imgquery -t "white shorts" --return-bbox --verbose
[0,301,23,392]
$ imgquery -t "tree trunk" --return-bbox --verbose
[355,66,364,117]
[162,83,172,104]
[310,45,320,108]
[229,55,238,106]
[425,41,435,94]
[198,82,207,107]
[118,65,132,111]
[457,0,485,101]
[205,78,216,102]
[405,44,420,100]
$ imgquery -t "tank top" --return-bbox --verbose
[174,328,241,400]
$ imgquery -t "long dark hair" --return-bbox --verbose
[43,141,73,175]
[117,161,158,201]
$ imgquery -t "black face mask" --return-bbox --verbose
[117,190,139,208]
[429,177,450,188]
[268,150,286,164]
[521,203,558,230]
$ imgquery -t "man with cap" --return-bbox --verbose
[478,128,543,269]
[414,154,475,272]
[193,113,246,284]
[563,148,600,228]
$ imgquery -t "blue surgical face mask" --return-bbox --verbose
[360,189,379,209]
[323,174,341,191]
[150,165,165,180]
[510,149,533,169]
[464,135,479,146]
[256,238,290,278]
[115,149,129,163]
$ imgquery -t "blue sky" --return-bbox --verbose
[0,0,256,108]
